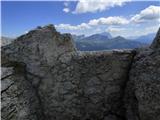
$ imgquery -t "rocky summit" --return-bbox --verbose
[1,24,160,120]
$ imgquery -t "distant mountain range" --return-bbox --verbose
[133,33,156,44]
[1,32,156,51]
[1,37,13,46]
[73,32,155,51]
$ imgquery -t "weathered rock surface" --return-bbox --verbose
[125,28,160,120]
[1,67,43,120]
[1,25,160,120]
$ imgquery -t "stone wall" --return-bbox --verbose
[1,25,160,120]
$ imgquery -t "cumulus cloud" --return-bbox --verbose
[88,16,129,26]
[55,23,90,30]
[63,8,70,13]
[73,0,130,14]
[56,16,129,31]
[63,2,70,13]
[143,25,160,34]
[106,26,126,33]
[131,5,160,23]
[57,5,160,36]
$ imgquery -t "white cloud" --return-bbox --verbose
[143,25,159,34]
[106,26,126,33]
[88,16,129,26]
[73,0,130,14]
[56,16,129,31]
[55,24,78,30]
[63,8,70,13]
[131,5,160,23]
[57,5,160,37]
[55,23,90,30]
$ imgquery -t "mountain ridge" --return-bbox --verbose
[75,34,148,51]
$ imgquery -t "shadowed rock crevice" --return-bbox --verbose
[1,25,160,120]
[120,50,137,120]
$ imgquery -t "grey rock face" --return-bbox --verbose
[125,28,160,120]
[1,67,43,120]
[1,24,77,120]
[72,50,134,120]
[1,24,160,120]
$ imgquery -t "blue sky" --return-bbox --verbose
[1,0,160,38]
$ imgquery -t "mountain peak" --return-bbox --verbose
[83,34,109,41]
[25,24,57,36]
[114,36,125,40]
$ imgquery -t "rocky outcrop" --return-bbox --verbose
[1,25,160,120]
[1,24,76,120]
[125,28,160,120]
